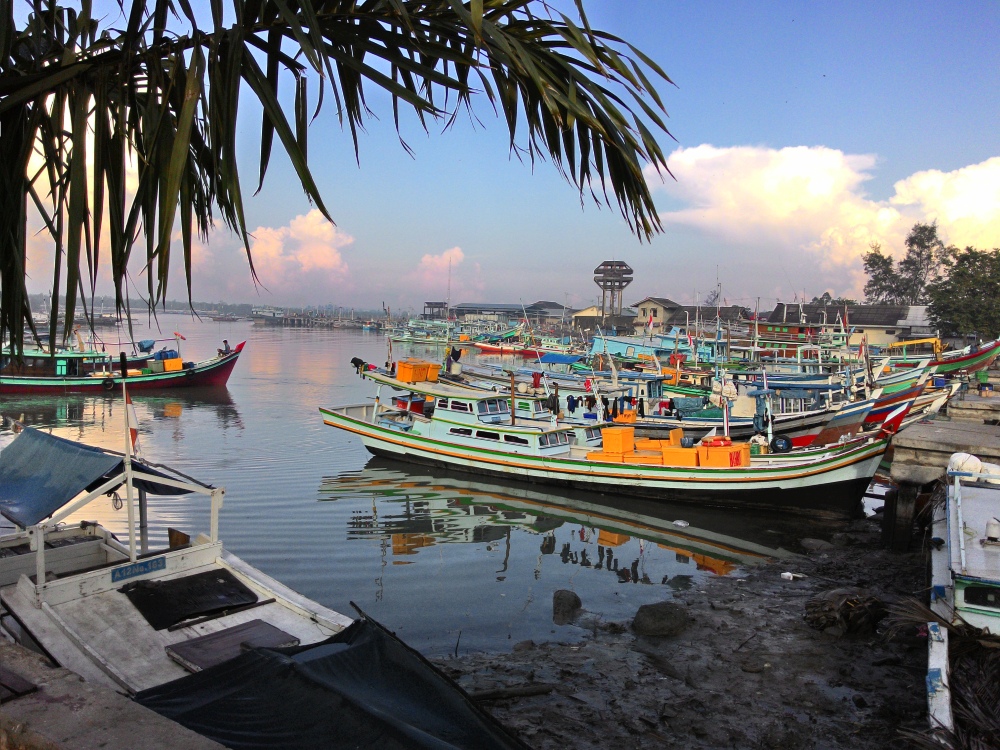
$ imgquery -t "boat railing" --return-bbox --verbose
[947,469,1000,576]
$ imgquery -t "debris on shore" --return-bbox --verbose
[434,516,928,749]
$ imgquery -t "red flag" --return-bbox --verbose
[126,392,141,454]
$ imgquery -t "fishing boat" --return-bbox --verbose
[926,463,1000,735]
[0,340,245,393]
[888,338,1000,374]
[0,425,527,750]
[320,368,908,516]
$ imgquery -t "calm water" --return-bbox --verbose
[0,320,842,655]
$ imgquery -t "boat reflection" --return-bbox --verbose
[0,387,244,438]
[320,458,803,581]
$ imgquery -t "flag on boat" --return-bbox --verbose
[126,392,141,455]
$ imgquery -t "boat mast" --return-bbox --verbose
[119,354,138,563]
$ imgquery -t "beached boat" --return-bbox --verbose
[926,463,1000,735]
[320,369,907,516]
[0,425,526,750]
[0,341,245,393]
[0,425,351,693]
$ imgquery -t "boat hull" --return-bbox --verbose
[321,406,886,518]
[0,344,244,394]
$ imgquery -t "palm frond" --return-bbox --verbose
[0,0,674,352]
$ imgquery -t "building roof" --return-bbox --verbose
[632,296,682,308]
[663,305,748,325]
[765,303,926,328]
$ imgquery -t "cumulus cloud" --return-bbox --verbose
[417,246,464,280]
[158,209,353,304]
[250,209,351,279]
[650,146,1000,297]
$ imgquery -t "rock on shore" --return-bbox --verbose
[433,516,927,749]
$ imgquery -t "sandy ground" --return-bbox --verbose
[434,515,929,749]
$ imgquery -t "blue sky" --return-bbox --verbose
[23,1,1000,313]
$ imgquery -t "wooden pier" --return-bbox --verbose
[884,392,1000,550]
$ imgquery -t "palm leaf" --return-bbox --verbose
[0,0,674,353]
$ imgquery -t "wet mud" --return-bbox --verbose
[434,516,929,749]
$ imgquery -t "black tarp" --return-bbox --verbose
[0,427,200,528]
[121,569,259,630]
[135,615,531,750]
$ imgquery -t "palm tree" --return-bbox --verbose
[0,0,673,354]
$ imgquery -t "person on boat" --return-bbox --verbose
[218,339,231,356]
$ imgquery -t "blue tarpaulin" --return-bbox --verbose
[537,353,583,364]
[0,428,196,529]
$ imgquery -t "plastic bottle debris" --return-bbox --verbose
[781,572,806,581]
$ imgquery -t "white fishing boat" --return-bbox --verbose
[0,422,529,749]
[926,462,1000,733]
[320,369,909,517]
[0,426,352,693]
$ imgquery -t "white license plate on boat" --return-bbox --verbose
[111,556,167,583]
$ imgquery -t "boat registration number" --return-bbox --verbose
[111,556,167,582]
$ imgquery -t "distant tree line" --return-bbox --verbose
[862,222,1000,338]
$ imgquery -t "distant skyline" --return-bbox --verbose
[23,1,1000,313]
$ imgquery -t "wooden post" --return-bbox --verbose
[882,484,916,552]
[510,371,516,426]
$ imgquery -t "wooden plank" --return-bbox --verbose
[166,619,299,672]
[0,584,117,688]
[0,665,37,702]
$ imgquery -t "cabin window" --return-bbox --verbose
[585,427,601,440]
[437,400,449,410]
[450,428,472,436]
[964,586,1000,610]
[451,401,470,412]
[475,430,500,441]
[539,434,550,447]
[487,400,501,414]
[55,360,67,375]
[504,435,529,445]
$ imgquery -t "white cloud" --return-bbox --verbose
[417,246,464,280]
[650,146,1000,297]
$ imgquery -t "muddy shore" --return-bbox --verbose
[434,515,929,749]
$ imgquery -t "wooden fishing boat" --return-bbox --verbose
[0,341,245,393]
[320,370,906,516]
[0,425,525,750]
[890,338,1000,374]
[0,425,353,693]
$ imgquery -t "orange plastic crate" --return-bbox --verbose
[425,363,442,382]
[697,443,751,468]
[586,451,624,463]
[601,427,635,453]
[613,409,637,424]
[622,450,663,466]
[397,359,429,383]
[660,446,700,467]
[634,438,665,451]
[163,357,183,372]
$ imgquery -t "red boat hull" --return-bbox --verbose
[0,342,245,394]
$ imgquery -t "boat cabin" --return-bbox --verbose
[1,348,112,377]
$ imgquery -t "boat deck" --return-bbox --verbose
[1,547,351,693]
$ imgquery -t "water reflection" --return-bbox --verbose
[0,387,243,440]
[320,458,800,589]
